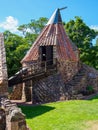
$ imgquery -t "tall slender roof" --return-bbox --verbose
[21,8,79,63]
[47,8,62,25]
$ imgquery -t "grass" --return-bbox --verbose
[19,97,98,130]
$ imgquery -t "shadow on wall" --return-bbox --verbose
[19,105,55,119]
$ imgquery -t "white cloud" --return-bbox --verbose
[90,25,98,31]
[0,16,19,33]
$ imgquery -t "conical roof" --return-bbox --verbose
[47,8,62,25]
[21,8,78,63]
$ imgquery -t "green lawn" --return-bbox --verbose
[20,98,98,130]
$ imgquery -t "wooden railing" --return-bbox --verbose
[8,59,57,86]
[22,59,57,78]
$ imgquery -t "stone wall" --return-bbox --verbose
[64,65,88,97]
[0,97,29,130]
[24,81,32,102]
[0,81,8,97]
[58,60,80,83]
[33,73,66,104]
[0,108,6,130]
[32,64,86,104]
[10,81,32,102]
[0,33,8,97]
[10,84,23,100]
[84,64,98,91]
[64,64,98,98]
[32,63,98,104]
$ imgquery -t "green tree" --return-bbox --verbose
[64,16,98,69]
[4,31,30,77]
[28,17,48,34]
[95,38,98,46]
[18,17,48,44]
[18,24,28,36]
[65,17,96,49]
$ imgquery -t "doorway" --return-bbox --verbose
[39,45,53,65]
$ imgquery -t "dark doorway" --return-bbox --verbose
[41,46,46,61]
[39,45,53,65]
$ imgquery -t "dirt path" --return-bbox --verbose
[86,121,98,130]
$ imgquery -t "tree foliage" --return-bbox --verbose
[18,17,48,43]
[96,38,98,46]
[4,31,30,77]
[64,16,98,69]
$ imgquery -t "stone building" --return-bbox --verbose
[9,8,98,104]
[21,8,80,103]
[21,8,80,83]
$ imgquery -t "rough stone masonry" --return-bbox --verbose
[0,33,29,130]
[0,33,8,97]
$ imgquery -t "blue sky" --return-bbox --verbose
[0,0,98,33]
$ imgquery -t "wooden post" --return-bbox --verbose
[30,80,33,103]
[21,82,26,102]
[45,61,47,72]
[33,64,35,74]
[55,58,58,72]
[30,65,33,75]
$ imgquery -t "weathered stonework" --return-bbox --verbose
[84,64,98,91]
[24,81,32,102]
[64,64,87,96]
[0,33,8,97]
[10,84,23,100]
[58,60,80,83]
[33,73,65,104]
[0,97,29,130]
[31,63,98,104]
[0,108,6,130]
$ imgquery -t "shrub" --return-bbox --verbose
[80,86,94,96]
[86,86,94,91]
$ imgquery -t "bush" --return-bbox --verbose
[86,86,94,92]
[80,86,94,96]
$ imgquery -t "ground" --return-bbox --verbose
[18,95,98,130]
[87,121,98,130]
